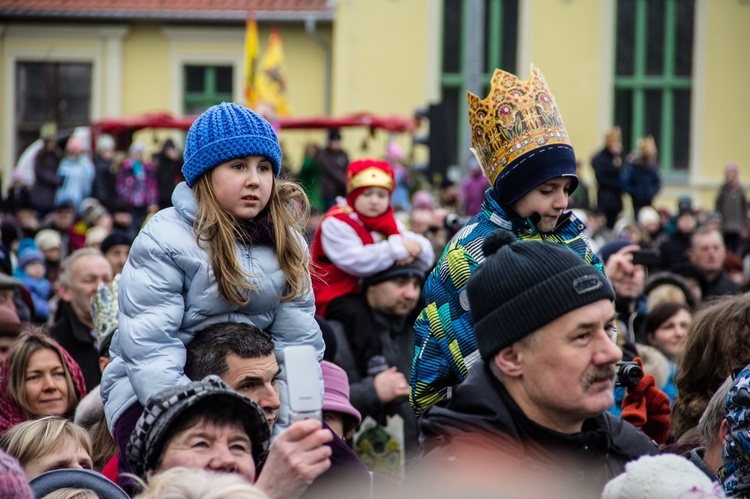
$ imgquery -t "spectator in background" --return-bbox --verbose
[0,263,33,324]
[0,417,93,479]
[688,227,740,299]
[153,139,184,209]
[38,200,76,260]
[0,332,87,436]
[91,135,118,213]
[659,203,698,270]
[0,306,25,363]
[116,142,159,232]
[621,135,661,219]
[34,229,62,288]
[460,155,489,216]
[100,232,132,276]
[592,126,624,229]
[32,122,63,215]
[55,137,95,214]
[317,128,349,210]
[387,141,412,212]
[50,249,113,391]
[297,143,324,213]
[14,248,51,324]
[715,162,747,254]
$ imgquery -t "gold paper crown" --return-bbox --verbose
[468,64,572,186]
[346,167,394,194]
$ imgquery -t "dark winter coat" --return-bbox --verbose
[591,148,623,214]
[418,363,658,496]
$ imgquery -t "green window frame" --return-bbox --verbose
[440,0,518,173]
[183,65,234,115]
[614,0,694,174]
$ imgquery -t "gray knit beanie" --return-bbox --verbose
[182,102,282,186]
[468,229,615,360]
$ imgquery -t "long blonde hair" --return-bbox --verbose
[192,172,310,305]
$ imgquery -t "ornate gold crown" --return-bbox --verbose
[468,64,572,186]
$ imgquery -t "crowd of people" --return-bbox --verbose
[0,63,747,498]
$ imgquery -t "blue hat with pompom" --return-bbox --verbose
[182,102,282,186]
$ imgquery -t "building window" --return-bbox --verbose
[614,0,694,173]
[15,61,92,161]
[183,65,234,115]
[439,0,518,174]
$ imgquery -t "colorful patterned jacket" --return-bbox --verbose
[409,188,604,416]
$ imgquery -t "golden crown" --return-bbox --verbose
[468,64,571,186]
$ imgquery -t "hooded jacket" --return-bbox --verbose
[101,182,323,431]
[410,188,602,415]
[418,364,659,496]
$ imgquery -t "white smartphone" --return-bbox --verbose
[283,345,322,422]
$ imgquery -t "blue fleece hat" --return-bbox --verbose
[182,102,282,186]
[18,249,45,269]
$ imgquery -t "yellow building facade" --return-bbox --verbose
[0,0,748,213]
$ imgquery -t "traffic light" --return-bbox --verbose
[413,101,455,183]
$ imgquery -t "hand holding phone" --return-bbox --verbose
[283,345,323,422]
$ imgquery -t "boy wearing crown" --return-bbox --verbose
[410,65,604,416]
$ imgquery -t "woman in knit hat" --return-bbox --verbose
[310,158,434,316]
[100,102,324,479]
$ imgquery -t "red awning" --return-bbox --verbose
[90,111,419,136]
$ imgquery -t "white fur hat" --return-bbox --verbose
[603,454,725,498]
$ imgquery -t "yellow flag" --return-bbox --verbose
[256,29,292,116]
[244,16,259,109]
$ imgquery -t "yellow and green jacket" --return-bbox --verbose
[409,188,603,416]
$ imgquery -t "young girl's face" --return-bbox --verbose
[354,187,390,218]
[212,156,274,220]
[512,177,572,233]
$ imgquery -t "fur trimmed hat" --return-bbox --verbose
[182,102,282,186]
[126,375,271,479]
[468,229,614,360]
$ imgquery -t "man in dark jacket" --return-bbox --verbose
[51,248,113,391]
[316,128,349,210]
[689,226,741,299]
[326,261,426,457]
[592,127,624,229]
[416,231,658,496]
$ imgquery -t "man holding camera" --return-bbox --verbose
[415,231,658,496]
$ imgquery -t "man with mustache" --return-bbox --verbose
[416,230,658,496]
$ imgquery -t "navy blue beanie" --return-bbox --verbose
[182,102,282,186]
[494,144,578,205]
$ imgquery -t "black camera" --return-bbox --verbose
[615,361,644,388]
[444,214,471,232]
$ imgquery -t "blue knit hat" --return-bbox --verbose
[182,102,282,186]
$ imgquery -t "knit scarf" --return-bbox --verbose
[237,213,276,247]
[355,206,401,237]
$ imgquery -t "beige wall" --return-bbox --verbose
[3,1,749,210]
[325,0,432,166]
[523,0,606,186]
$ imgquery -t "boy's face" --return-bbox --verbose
[354,187,390,218]
[512,177,572,234]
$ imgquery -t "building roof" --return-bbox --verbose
[0,0,333,23]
